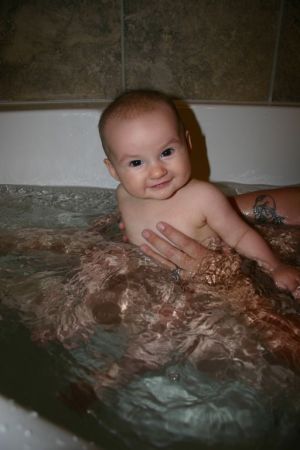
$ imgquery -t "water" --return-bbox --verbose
[0,184,300,450]
[0,184,117,230]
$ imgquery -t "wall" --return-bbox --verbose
[0,0,299,104]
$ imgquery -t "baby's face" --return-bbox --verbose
[104,104,192,200]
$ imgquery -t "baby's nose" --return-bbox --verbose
[149,162,167,178]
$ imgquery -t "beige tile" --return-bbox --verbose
[124,0,280,101]
[0,0,122,101]
[273,0,300,103]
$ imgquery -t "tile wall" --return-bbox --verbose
[0,0,299,103]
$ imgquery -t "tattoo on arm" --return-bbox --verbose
[252,195,286,225]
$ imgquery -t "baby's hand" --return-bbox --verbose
[272,264,300,299]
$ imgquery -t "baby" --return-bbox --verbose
[98,89,300,298]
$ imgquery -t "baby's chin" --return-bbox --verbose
[143,188,179,201]
[127,184,180,200]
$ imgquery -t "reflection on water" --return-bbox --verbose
[0,184,300,450]
[0,184,117,229]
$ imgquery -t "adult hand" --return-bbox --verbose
[140,221,212,272]
[140,222,300,299]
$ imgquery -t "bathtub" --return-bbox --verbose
[0,103,299,188]
[0,103,300,450]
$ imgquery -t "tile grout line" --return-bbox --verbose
[268,0,285,103]
[1,99,299,108]
[120,0,126,91]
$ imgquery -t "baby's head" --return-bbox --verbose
[98,89,192,200]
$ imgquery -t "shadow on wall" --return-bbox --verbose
[177,102,210,182]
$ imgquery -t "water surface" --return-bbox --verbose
[0,184,300,450]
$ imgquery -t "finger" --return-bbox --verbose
[118,221,128,241]
[293,286,300,300]
[156,222,211,259]
[141,229,199,271]
[118,222,125,231]
[140,243,177,270]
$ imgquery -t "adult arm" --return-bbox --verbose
[140,221,300,299]
[230,186,300,226]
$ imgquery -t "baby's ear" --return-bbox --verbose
[185,130,193,152]
[104,158,120,181]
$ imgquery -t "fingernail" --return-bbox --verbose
[157,222,165,231]
[142,230,150,238]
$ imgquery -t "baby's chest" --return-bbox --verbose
[121,201,202,246]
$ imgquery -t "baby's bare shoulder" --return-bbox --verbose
[116,185,143,218]
[116,185,132,214]
[183,180,223,200]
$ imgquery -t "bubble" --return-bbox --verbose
[168,371,180,382]
[24,429,32,437]
[0,423,7,433]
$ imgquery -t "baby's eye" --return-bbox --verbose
[161,148,175,158]
[129,159,143,167]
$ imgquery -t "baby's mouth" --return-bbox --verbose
[149,180,172,190]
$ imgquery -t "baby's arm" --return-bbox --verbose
[201,184,300,298]
[229,226,300,297]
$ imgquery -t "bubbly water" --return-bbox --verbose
[0,184,300,450]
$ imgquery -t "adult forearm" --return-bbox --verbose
[230,187,300,226]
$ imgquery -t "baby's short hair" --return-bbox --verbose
[98,89,182,156]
